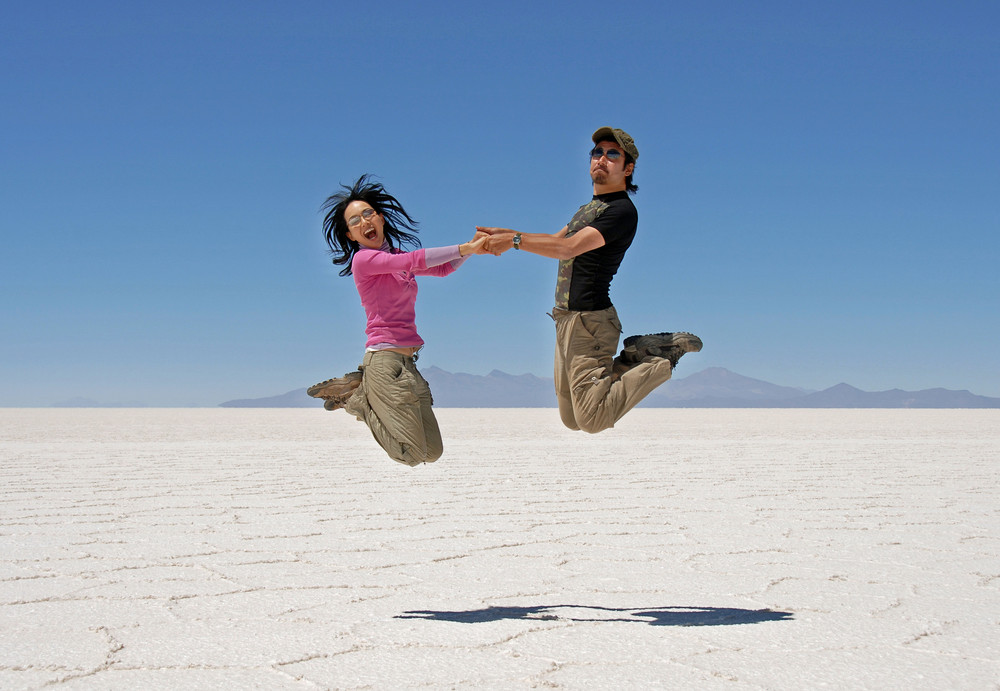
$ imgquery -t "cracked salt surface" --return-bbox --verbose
[1,408,997,689]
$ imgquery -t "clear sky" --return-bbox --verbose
[2,1,998,406]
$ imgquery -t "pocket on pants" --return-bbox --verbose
[364,354,415,405]
[386,364,419,406]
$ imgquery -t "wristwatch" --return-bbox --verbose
[513,232,522,250]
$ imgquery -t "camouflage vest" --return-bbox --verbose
[554,199,610,309]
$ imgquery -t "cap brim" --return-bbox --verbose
[592,126,616,144]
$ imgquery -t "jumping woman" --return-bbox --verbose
[308,175,488,467]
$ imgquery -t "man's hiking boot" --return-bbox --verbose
[308,371,363,411]
[619,331,703,368]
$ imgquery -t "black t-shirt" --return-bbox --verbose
[567,191,637,311]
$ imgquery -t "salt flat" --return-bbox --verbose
[1,408,998,690]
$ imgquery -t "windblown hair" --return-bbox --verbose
[321,174,422,276]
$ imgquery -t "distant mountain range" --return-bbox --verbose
[217,366,1000,409]
[52,397,149,408]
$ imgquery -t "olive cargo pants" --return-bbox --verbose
[344,350,443,467]
[551,306,673,433]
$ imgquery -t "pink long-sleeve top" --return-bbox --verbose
[351,244,467,349]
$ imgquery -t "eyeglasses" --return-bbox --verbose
[590,147,624,161]
[347,208,377,228]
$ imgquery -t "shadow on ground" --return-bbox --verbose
[396,605,793,626]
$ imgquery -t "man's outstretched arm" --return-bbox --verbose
[476,225,604,260]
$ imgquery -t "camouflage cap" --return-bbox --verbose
[592,127,638,161]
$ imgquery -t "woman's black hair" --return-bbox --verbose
[321,174,422,276]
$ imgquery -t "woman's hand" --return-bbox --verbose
[460,231,490,256]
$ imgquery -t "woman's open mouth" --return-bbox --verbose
[364,228,377,240]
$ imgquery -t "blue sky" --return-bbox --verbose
[2,1,998,406]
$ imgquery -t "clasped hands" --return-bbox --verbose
[464,227,518,257]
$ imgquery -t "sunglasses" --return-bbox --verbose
[347,208,377,228]
[590,147,624,161]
